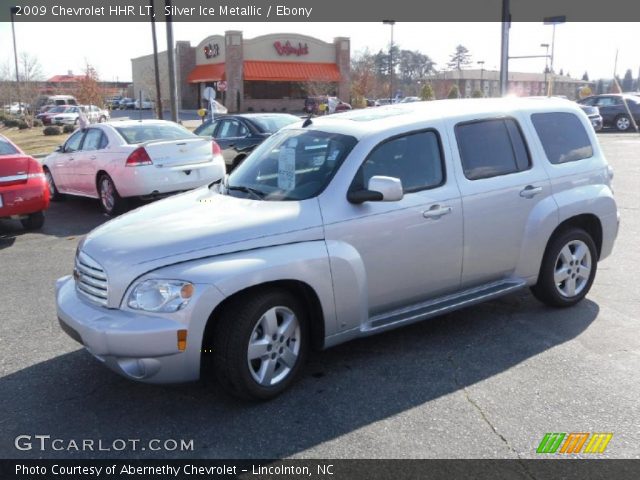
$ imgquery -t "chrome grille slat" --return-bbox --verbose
[75,252,108,307]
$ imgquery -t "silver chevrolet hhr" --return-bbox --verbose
[57,98,619,400]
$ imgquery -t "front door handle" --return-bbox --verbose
[423,204,452,219]
[89,155,97,160]
[520,185,543,198]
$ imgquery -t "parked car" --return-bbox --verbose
[134,99,155,110]
[376,98,393,106]
[0,134,49,229]
[106,96,123,109]
[194,113,300,170]
[51,105,109,126]
[119,98,135,110]
[365,98,380,107]
[399,96,422,103]
[578,104,603,131]
[578,94,640,131]
[36,105,72,125]
[43,120,225,215]
[56,98,618,400]
[303,96,351,114]
[3,102,29,115]
[35,95,77,114]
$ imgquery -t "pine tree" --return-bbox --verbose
[447,45,472,70]
[447,84,460,99]
[582,71,589,81]
[420,83,435,101]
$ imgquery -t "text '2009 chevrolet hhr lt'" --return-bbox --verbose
[57,98,619,400]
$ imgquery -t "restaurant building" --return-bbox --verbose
[131,31,350,112]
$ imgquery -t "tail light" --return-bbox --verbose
[212,140,222,156]
[126,147,153,166]
[27,158,45,179]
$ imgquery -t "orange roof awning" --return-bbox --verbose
[187,64,225,83]
[244,61,341,82]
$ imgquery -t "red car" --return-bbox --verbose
[0,134,49,230]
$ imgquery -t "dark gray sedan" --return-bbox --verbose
[194,113,300,170]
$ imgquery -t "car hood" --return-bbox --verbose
[81,187,325,306]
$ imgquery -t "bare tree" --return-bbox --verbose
[77,62,103,106]
[18,53,44,124]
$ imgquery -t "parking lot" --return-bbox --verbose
[0,133,638,459]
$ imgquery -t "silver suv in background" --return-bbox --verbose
[57,98,619,400]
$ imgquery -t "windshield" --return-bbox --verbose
[227,129,357,201]
[251,115,300,133]
[115,123,195,144]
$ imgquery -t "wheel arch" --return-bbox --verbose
[201,279,326,357]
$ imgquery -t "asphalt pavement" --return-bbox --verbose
[0,134,638,459]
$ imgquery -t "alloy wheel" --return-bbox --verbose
[554,239,592,298]
[247,306,301,387]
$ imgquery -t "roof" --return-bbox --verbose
[47,75,85,83]
[243,61,340,82]
[187,64,225,83]
[425,69,590,84]
[290,97,583,140]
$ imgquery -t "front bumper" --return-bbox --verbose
[56,276,205,383]
[589,115,603,131]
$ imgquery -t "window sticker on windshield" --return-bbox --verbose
[278,147,296,190]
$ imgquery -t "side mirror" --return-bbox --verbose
[347,175,404,204]
[56,145,63,153]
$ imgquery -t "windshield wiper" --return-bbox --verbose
[227,185,265,200]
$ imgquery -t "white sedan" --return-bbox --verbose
[51,105,109,126]
[43,120,226,215]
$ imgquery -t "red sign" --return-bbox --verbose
[274,41,309,56]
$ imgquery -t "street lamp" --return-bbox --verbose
[383,20,395,104]
[10,6,21,114]
[544,16,566,96]
[540,43,550,95]
[477,61,485,97]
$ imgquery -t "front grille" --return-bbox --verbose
[75,252,108,306]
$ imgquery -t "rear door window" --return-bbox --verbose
[531,112,593,164]
[455,118,531,180]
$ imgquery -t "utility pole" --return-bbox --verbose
[10,6,21,114]
[383,20,395,104]
[477,61,485,96]
[150,0,163,119]
[499,0,510,96]
[165,0,178,122]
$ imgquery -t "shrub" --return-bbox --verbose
[471,89,484,98]
[420,83,435,101]
[17,121,29,130]
[3,119,19,128]
[43,126,62,136]
[447,84,461,99]
[62,124,75,134]
[32,118,43,127]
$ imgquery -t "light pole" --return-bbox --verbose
[544,16,566,96]
[477,60,485,97]
[383,20,395,104]
[10,6,21,114]
[541,43,550,95]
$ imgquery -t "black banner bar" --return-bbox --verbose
[1,0,640,22]
[2,459,640,480]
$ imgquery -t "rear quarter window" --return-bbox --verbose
[531,112,593,164]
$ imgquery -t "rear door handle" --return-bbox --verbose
[520,185,542,198]
[423,204,452,219]
[89,155,96,160]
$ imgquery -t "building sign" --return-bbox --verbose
[274,41,309,56]
[204,43,220,59]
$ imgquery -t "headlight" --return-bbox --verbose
[127,279,195,313]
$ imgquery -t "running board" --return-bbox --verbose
[363,280,526,334]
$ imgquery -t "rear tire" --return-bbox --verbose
[615,115,631,132]
[97,173,127,216]
[531,228,598,308]
[44,167,64,201]
[21,211,45,230]
[210,288,309,400]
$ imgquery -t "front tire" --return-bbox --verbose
[21,211,45,230]
[97,174,127,216]
[531,228,598,308]
[211,289,309,400]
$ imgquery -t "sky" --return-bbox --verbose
[0,22,638,82]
